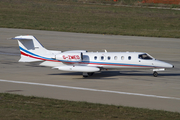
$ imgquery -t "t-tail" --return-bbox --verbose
[12,35,58,62]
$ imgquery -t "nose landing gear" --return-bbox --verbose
[153,71,158,77]
[152,68,165,77]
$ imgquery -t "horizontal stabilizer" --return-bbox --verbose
[11,38,32,40]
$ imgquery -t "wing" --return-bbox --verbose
[53,65,100,72]
[40,61,100,72]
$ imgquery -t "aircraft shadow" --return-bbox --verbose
[119,72,180,77]
[48,71,180,79]
[48,71,119,79]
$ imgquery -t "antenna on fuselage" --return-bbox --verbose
[103,49,107,52]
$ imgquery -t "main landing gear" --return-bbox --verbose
[83,72,94,78]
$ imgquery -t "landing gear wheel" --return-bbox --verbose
[83,75,88,78]
[88,72,94,76]
[153,71,158,77]
[83,72,89,78]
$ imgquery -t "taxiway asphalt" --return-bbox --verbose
[0,28,180,112]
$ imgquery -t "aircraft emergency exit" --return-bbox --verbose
[12,35,174,77]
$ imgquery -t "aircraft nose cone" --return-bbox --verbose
[168,64,174,68]
[165,63,174,68]
[154,60,174,68]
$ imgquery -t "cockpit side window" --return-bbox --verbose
[139,54,152,60]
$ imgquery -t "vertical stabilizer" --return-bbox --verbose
[12,35,53,62]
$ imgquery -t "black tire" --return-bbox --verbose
[88,72,94,76]
[83,75,88,78]
[153,71,158,77]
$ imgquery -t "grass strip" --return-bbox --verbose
[0,93,180,120]
[0,0,180,38]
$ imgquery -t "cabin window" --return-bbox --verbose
[139,54,152,60]
[121,56,124,60]
[94,56,97,60]
[114,56,118,60]
[107,56,111,60]
[101,56,104,60]
[128,56,131,60]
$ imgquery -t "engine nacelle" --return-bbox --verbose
[55,52,83,61]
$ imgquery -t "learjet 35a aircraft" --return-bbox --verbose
[12,35,174,77]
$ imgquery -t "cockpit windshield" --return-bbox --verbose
[138,54,153,60]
